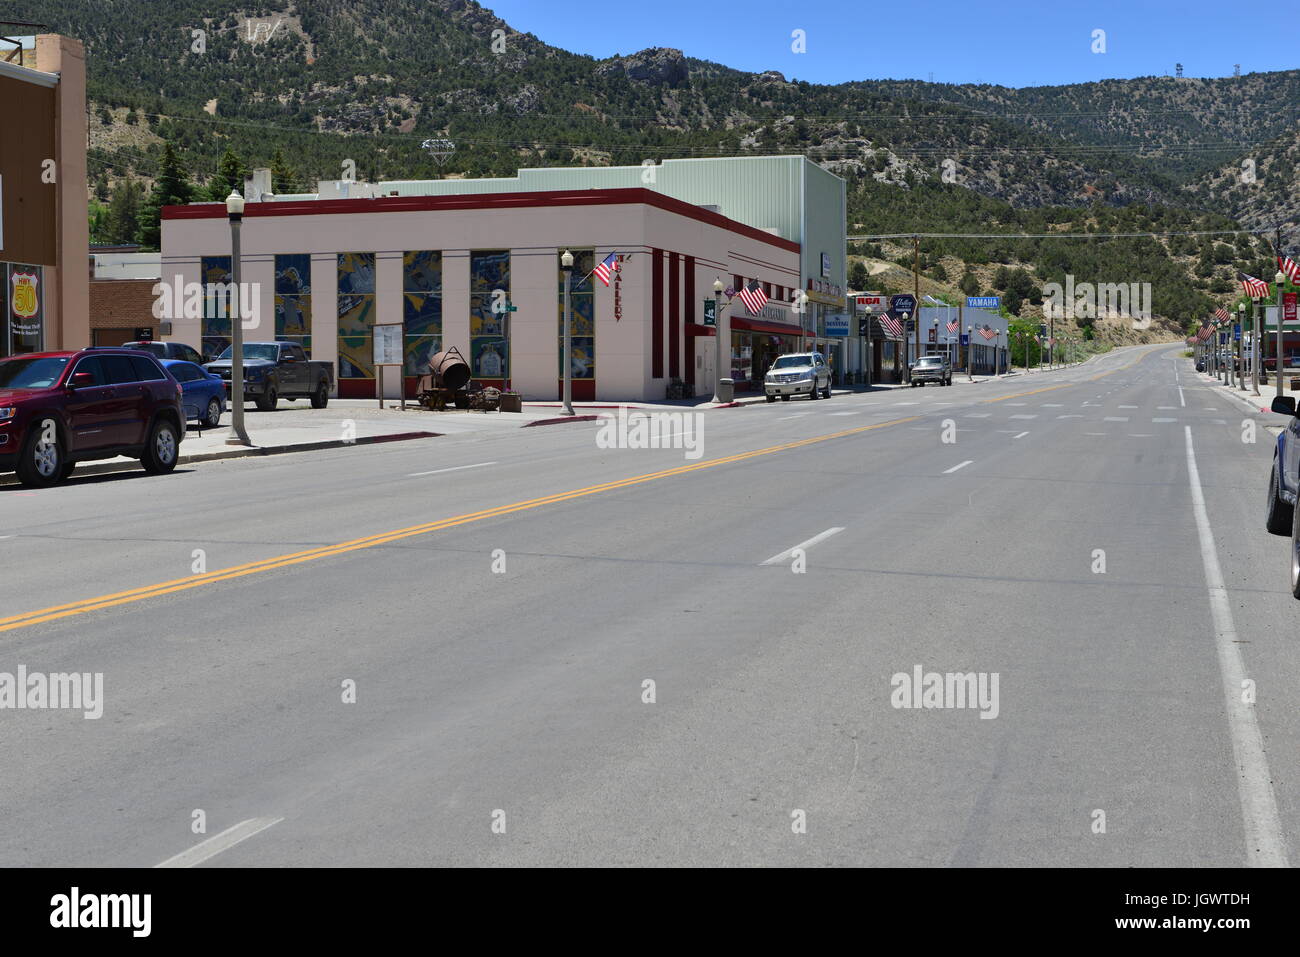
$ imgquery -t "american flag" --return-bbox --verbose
[1214,306,1230,322]
[1239,272,1271,298]
[1280,256,1300,285]
[946,316,960,335]
[978,326,997,341]
[879,314,905,339]
[738,279,768,315]
[593,252,619,287]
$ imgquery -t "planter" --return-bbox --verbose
[499,393,522,413]
[1291,378,1300,393]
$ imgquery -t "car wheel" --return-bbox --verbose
[311,380,329,409]
[808,384,818,400]
[141,419,179,474]
[16,417,64,488]
[256,386,278,411]
[203,397,222,429]
[1267,459,1294,535]
[781,394,790,402]
[766,394,776,403]
[822,381,832,398]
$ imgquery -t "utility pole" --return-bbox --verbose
[912,235,920,382]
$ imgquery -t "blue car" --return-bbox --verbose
[162,359,225,429]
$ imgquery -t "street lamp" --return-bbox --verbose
[224,190,251,446]
[1277,270,1288,400]
[966,325,973,381]
[560,250,574,416]
[795,290,809,353]
[712,278,730,404]
[901,311,911,381]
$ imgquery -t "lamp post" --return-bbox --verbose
[224,191,251,446]
[1277,270,1287,401]
[901,311,911,381]
[712,278,730,404]
[560,250,574,416]
[966,325,973,381]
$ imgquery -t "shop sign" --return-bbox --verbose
[824,314,851,337]
[10,268,41,335]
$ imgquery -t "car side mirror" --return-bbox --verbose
[1271,396,1296,416]
[282,354,296,363]
[68,372,96,389]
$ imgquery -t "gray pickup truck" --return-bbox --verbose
[204,341,334,410]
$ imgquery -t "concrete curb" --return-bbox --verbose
[522,414,601,428]
[56,430,442,480]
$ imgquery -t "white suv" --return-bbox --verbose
[765,352,832,401]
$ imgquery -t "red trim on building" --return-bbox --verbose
[669,251,680,379]
[685,323,715,336]
[162,187,801,253]
[684,256,696,386]
[732,316,804,336]
[651,248,664,379]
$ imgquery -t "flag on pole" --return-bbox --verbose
[946,316,959,334]
[879,314,905,339]
[1280,256,1300,285]
[592,252,619,287]
[1214,306,1230,322]
[737,280,769,315]
[1239,272,1271,298]
[978,326,997,341]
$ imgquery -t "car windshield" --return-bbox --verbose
[916,357,942,365]
[216,344,279,361]
[772,355,812,369]
[0,356,71,389]
[126,342,165,356]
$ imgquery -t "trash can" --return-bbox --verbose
[717,378,734,403]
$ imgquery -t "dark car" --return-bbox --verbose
[204,341,334,410]
[162,359,225,429]
[121,340,207,364]
[0,349,185,488]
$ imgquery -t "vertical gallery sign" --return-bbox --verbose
[614,254,624,321]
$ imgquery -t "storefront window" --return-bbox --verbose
[337,252,377,382]
[403,251,442,377]
[200,256,232,360]
[558,250,594,383]
[470,250,509,382]
[274,254,311,354]
[3,263,44,358]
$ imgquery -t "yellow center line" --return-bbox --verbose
[1,414,925,634]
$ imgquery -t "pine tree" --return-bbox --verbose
[959,270,980,296]
[137,141,194,250]
[270,147,299,194]
[104,179,144,246]
[207,147,249,201]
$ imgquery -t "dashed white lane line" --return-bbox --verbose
[943,460,974,474]
[1178,386,1186,406]
[828,410,865,416]
[1104,416,1129,422]
[408,461,497,477]
[1158,406,1177,410]
[1084,432,1107,436]
[156,817,283,868]
[760,527,845,566]
[1119,405,1139,409]
[1152,417,1177,423]
[1042,403,1064,408]
[775,413,813,420]
[1184,426,1288,867]
[1012,431,1029,439]
[965,413,992,418]
[1128,433,1154,437]
[1203,407,1218,411]
[1057,414,1084,419]
[1009,414,1037,419]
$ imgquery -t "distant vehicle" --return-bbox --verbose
[120,340,207,365]
[1263,353,1300,372]
[0,349,184,487]
[204,341,334,411]
[1265,395,1300,598]
[162,359,225,429]
[909,354,952,386]
[1194,356,1207,372]
[764,352,832,402]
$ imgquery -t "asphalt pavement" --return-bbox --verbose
[1,342,1295,867]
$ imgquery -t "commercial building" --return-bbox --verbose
[87,246,164,346]
[0,32,88,356]
[160,156,847,401]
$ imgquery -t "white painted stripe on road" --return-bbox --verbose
[1152,417,1177,423]
[964,413,992,418]
[1103,416,1129,422]
[1056,414,1083,419]
[1012,431,1029,439]
[1158,406,1177,410]
[155,817,283,868]
[408,462,497,477]
[1183,426,1288,868]
[1009,414,1037,419]
[759,527,845,566]
[828,410,865,416]
[775,413,812,420]
[943,460,973,474]
[1042,403,1064,407]
[1119,405,1139,409]
[1178,386,1186,407]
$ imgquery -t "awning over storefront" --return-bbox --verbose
[731,316,805,337]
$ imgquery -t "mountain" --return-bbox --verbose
[22,0,1296,336]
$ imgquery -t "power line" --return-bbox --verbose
[850,229,1268,240]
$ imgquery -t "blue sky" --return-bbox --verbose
[483,0,1293,88]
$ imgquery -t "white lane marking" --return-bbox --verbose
[1007,402,1028,406]
[760,527,845,566]
[1009,414,1037,419]
[1158,406,1177,410]
[0,535,13,540]
[1213,419,1228,425]
[1057,414,1084,419]
[828,410,865,416]
[943,460,973,474]
[893,401,919,406]
[408,461,497,477]
[1203,407,1218,411]
[1042,403,1064,408]
[155,817,283,868]
[1012,431,1029,439]
[1152,417,1177,423]
[964,413,992,418]
[1103,416,1129,422]
[775,413,812,420]
[1178,386,1186,407]
[1084,432,1107,435]
[1128,433,1154,437]
[1119,405,1139,409]
[1184,427,1288,867]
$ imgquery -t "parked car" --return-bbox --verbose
[0,349,184,487]
[120,340,207,365]
[204,341,334,411]
[764,352,832,401]
[909,354,952,386]
[1265,395,1300,597]
[162,359,225,429]
[1262,353,1300,373]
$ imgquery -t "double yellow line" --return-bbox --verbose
[1,414,924,634]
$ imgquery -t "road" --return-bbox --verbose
[1,343,1295,867]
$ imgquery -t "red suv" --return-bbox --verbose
[0,349,185,487]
